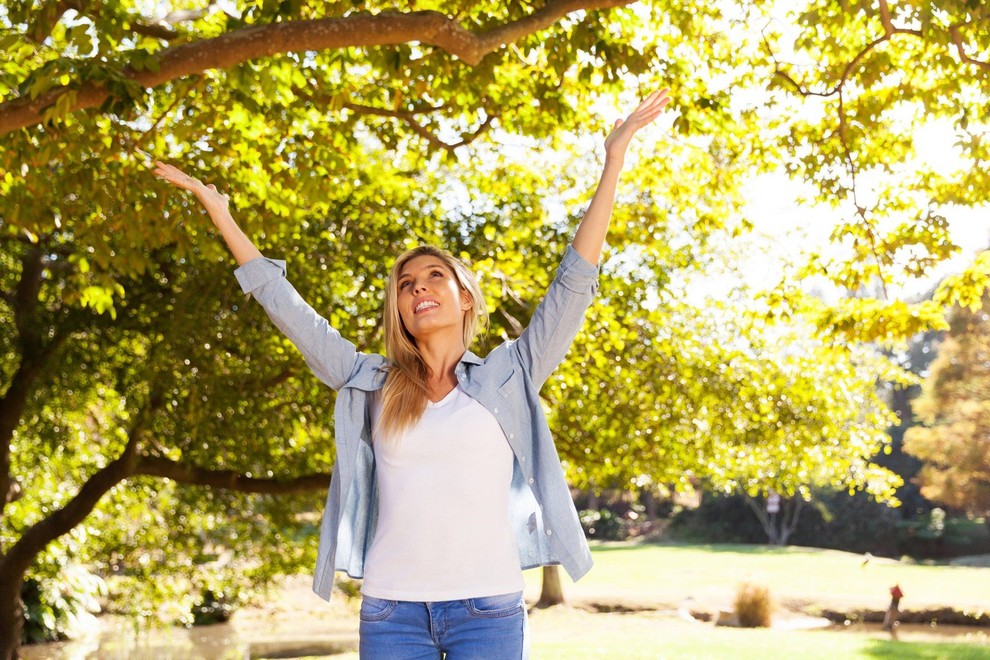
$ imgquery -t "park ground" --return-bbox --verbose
[22,543,990,659]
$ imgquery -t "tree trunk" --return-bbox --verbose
[586,487,599,511]
[642,489,657,520]
[0,581,23,660]
[536,565,565,608]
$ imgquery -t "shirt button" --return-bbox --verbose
[509,433,515,439]
[528,477,534,484]
[546,529,553,536]
[493,408,499,414]
[520,456,526,463]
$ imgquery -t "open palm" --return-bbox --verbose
[153,161,230,213]
[604,88,671,161]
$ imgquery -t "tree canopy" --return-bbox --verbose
[1,0,988,654]
[904,293,990,529]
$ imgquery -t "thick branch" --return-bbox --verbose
[12,247,45,340]
[134,455,331,494]
[1,250,78,521]
[1,1,633,136]
[129,22,180,41]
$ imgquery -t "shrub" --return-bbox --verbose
[579,508,625,540]
[734,582,773,628]
[21,564,106,644]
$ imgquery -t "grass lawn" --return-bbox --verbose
[528,542,990,616]
[526,607,990,660]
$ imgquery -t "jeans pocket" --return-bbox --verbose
[359,595,397,622]
[465,591,524,618]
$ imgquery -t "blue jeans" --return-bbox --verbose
[358,591,528,659]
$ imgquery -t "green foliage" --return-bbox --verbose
[668,491,904,556]
[579,508,625,541]
[20,564,105,644]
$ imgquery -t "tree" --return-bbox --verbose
[2,0,989,654]
[904,291,990,531]
[0,1,668,655]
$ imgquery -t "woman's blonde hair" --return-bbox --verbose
[377,246,488,439]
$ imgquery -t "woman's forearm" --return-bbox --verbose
[571,88,670,265]
[571,157,624,266]
[209,207,263,266]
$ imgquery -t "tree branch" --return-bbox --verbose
[768,0,985,99]
[24,0,84,44]
[0,389,157,581]
[949,24,990,72]
[344,101,498,151]
[1,0,634,136]
[134,455,331,494]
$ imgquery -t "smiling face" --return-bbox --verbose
[382,246,488,365]
[395,255,473,343]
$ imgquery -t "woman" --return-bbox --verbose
[154,88,671,659]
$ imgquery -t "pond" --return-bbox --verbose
[825,620,990,645]
[19,618,359,660]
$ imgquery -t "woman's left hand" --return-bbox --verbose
[604,88,672,162]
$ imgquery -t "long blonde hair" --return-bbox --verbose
[377,246,488,439]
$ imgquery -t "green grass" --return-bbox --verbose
[523,543,990,615]
[515,543,990,659]
[527,608,990,659]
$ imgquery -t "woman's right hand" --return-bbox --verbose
[151,160,262,264]
[153,161,231,219]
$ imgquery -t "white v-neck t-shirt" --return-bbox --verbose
[361,385,524,601]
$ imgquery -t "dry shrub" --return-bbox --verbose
[734,581,773,627]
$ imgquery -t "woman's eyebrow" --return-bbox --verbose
[398,263,447,281]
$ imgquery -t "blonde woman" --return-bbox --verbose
[154,88,671,659]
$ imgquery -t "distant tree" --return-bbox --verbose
[904,293,990,532]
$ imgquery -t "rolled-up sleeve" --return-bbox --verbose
[234,257,359,391]
[235,257,287,294]
[512,245,600,388]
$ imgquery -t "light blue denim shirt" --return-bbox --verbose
[234,246,599,601]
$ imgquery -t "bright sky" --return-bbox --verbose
[741,121,990,301]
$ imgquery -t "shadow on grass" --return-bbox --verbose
[864,639,990,659]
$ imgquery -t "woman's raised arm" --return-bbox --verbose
[152,161,262,265]
[150,159,380,391]
[571,88,671,265]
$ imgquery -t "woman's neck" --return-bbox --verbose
[416,337,466,395]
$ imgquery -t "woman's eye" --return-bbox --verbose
[431,270,443,277]
[399,281,411,290]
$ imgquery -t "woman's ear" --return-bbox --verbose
[460,290,473,311]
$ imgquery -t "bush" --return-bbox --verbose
[191,589,233,626]
[896,510,990,558]
[734,582,773,628]
[21,564,106,644]
[579,508,625,540]
[667,491,901,556]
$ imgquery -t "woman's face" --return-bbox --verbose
[395,255,471,342]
